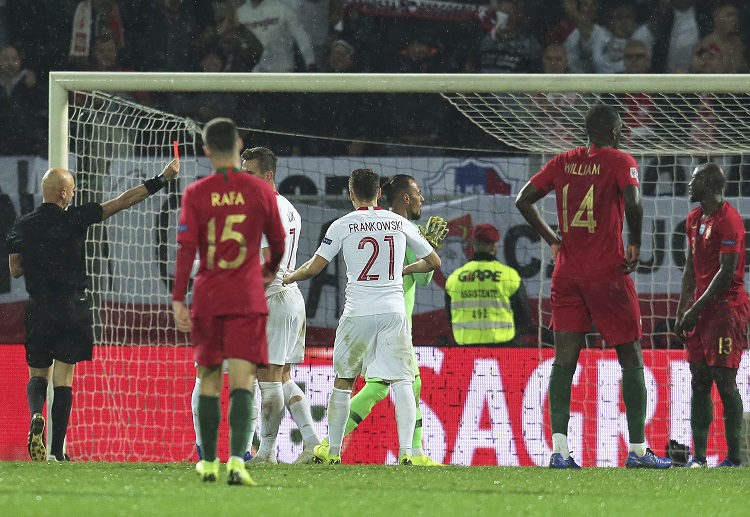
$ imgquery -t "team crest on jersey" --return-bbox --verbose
[629,167,638,179]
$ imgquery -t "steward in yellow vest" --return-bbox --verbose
[444,224,531,346]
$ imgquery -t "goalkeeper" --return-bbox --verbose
[317,174,447,466]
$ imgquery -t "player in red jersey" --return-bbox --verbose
[172,118,286,486]
[516,104,672,469]
[675,162,750,468]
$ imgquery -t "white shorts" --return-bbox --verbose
[266,287,306,366]
[333,313,414,381]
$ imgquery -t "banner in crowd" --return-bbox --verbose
[1,345,748,465]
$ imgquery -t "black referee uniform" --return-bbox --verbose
[6,201,103,367]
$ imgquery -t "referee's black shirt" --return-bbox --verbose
[6,202,103,297]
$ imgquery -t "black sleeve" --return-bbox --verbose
[510,280,533,334]
[6,222,23,254]
[444,290,452,325]
[69,202,104,231]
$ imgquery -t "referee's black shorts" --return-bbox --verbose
[25,293,95,368]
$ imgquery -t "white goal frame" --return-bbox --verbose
[46,72,750,464]
[49,71,750,168]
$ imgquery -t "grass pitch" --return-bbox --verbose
[1,461,748,517]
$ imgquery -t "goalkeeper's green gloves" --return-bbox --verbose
[418,215,449,249]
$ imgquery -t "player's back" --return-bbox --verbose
[184,170,278,315]
[328,207,412,317]
[265,193,301,295]
[533,145,639,277]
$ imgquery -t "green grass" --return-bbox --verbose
[0,462,748,517]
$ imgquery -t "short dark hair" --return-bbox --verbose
[381,174,415,205]
[700,162,727,194]
[241,146,277,172]
[202,118,238,154]
[349,168,380,201]
[585,104,620,140]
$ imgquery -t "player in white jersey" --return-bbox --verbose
[241,147,320,464]
[190,147,319,464]
[282,168,441,465]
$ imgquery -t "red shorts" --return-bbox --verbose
[686,302,750,369]
[192,314,269,368]
[551,273,641,346]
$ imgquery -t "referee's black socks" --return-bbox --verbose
[50,386,73,460]
[26,376,48,417]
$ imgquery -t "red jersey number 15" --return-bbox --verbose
[206,215,248,270]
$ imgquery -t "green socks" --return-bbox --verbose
[621,367,647,444]
[198,395,221,461]
[548,364,575,435]
[690,388,713,458]
[229,388,254,458]
[345,379,389,435]
[719,388,743,461]
[412,375,423,449]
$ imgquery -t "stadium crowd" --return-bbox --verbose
[0,0,749,158]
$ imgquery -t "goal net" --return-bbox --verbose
[46,72,750,466]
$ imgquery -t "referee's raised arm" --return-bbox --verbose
[5,157,180,464]
[100,158,180,220]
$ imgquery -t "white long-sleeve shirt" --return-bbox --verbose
[237,0,316,72]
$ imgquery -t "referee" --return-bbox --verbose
[6,161,179,462]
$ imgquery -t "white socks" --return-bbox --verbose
[257,381,284,459]
[283,380,319,449]
[552,433,570,458]
[629,442,647,457]
[327,387,352,457]
[191,377,202,446]
[391,380,416,458]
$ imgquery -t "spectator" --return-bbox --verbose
[199,1,263,72]
[170,47,237,122]
[533,43,590,145]
[280,0,333,66]
[236,0,316,72]
[67,0,125,69]
[444,223,533,347]
[620,40,655,143]
[325,38,356,73]
[472,0,542,73]
[541,0,588,47]
[216,22,263,72]
[87,34,151,105]
[303,39,383,156]
[5,1,77,74]
[592,3,652,73]
[647,0,712,73]
[138,0,200,73]
[697,1,748,74]
[542,42,570,73]
[389,34,452,74]
[0,45,45,156]
[382,34,452,156]
[563,0,607,72]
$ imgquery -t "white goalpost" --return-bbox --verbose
[47,72,750,465]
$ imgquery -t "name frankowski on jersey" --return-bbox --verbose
[347,220,404,233]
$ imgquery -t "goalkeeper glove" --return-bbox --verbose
[419,215,449,249]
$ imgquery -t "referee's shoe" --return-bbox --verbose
[27,413,47,462]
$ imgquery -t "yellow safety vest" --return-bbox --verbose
[445,259,521,345]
